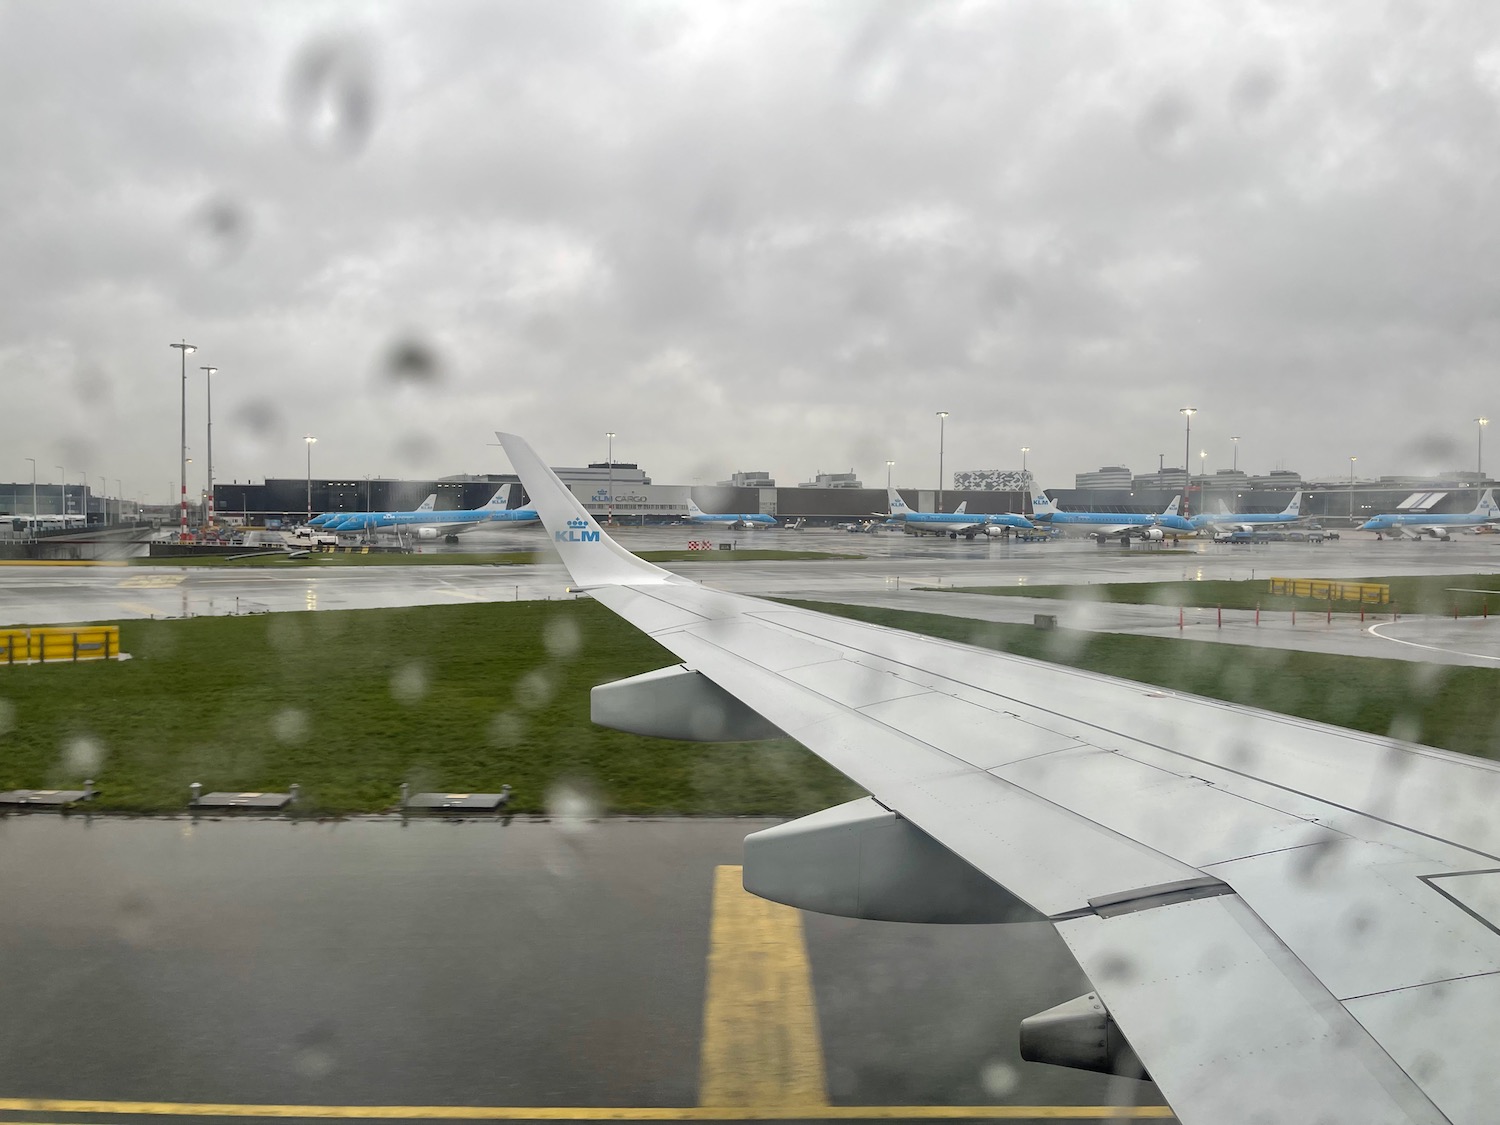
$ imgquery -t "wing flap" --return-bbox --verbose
[1059,895,1449,1125]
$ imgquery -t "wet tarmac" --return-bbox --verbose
[0,817,1166,1120]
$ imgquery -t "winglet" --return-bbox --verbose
[496,433,673,587]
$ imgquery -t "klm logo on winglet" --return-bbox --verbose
[556,517,601,543]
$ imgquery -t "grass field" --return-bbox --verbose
[123,548,862,568]
[927,572,1500,616]
[788,601,1500,759]
[3,598,1495,814]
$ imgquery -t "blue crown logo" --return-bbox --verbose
[567,518,589,529]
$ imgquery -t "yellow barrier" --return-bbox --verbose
[1268,578,1390,604]
[0,625,121,665]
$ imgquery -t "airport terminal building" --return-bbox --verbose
[4,461,1493,531]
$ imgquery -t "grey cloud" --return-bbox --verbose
[2,0,1500,489]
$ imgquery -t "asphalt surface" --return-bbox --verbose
[0,817,1165,1118]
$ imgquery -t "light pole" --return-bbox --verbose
[170,341,196,541]
[98,476,106,525]
[886,460,895,489]
[304,435,317,522]
[55,464,65,520]
[1199,449,1207,482]
[115,479,123,523]
[1230,435,1240,473]
[936,411,949,512]
[24,458,35,525]
[605,431,615,525]
[1179,407,1196,519]
[1476,417,1488,480]
[201,366,217,526]
[1020,446,1030,479]
[1349,456,1357,524]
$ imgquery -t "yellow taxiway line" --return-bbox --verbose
[0,1104,1174,1120]
[699,865,827,1107]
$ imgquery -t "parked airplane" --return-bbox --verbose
[684,497,777,528]
[310,494,434,530]
[885,487,1031,538]
[329,487,539,540]
[1030,488,1192,542]
[500,429,1499,1125]
[1189,491,1304,533]
[1359,489,1500,540]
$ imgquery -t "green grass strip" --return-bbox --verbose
[2,599,1494,815]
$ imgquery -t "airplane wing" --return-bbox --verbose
[499,432,1499,1125]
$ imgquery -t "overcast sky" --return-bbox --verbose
[4,0,1500,501]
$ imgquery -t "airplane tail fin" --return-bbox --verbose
[954,500,968,515]
[1477,489,1498,517]
[1282,491,1303,518]
[416,494,436,512]
[1031,488,1055,516]
[496,433,671,588]
[1163,495,1181,516]
[1217,499,1233,516]
[887,487,911,516]
[686,496,705,517]
[483,486,509,510]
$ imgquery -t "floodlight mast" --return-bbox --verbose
[936,411,949,512]
[1179,407,1197,519]
[201,366,217,527]
[170,341,196,542]
[304,435,318,522]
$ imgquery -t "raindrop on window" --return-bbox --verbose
[285,35,378,158]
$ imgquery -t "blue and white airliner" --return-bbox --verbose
[1360,489,1499,540]
[309,495,434,529]
[886,488,1034,538]
[1189,492,1304,533]
[1030,488,1192,542]
[329,487,539,540]
[684,498,778,529]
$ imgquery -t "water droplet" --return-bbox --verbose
[381,336,444,387]
[185,194,251,268]
[543,617,582,660]
[979,1060,1019,1097]
[488,711,524,747]
[390,663,429,705]
[514,669,554,710]
[62,734,106,776]
[546,780,599,833]
[272,708,309,744]
[285,35,377,158]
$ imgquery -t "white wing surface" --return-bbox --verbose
[498,432,1500,1125]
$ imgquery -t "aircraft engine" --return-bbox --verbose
[1019,992,1148,1079]
[416,527,439,540]
[1139,527,1164,542]
[982,525,1009,537]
